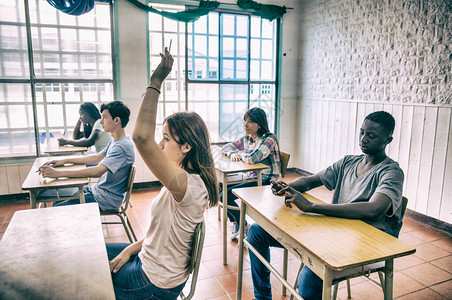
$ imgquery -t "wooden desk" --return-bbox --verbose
[211,146,269,265]
[233,186,416,300]
[43,139,88,156]
[0,203,115,300]
[22,156,90,209]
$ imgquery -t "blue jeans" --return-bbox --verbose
[220,178,270,225]
[52,186,97,207]
[106,243,186,300]
[247,224,323,300]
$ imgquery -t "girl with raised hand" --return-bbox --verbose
[106,48,218,300]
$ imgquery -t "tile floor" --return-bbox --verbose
[1,172,451,300]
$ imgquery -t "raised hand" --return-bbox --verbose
[149,47,174,88]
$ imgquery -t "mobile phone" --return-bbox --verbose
[168,39,172,52]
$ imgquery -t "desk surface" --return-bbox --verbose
[22,156,89,191]
[233,185,416,270]
[43,139,88,155]
[211,146,268,174]
[0,203,115,300]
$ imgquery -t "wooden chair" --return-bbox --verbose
[100,165,137,243]
[279,151,291,178]
[287,196,409,300]
[179,221,206,300]
[278,151,292,297]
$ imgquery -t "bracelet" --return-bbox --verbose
[146,86,161,94]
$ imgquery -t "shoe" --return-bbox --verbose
[230,222,249,240]
[230,223,240,240]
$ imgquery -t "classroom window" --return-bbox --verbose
[149,4,279,141]
[0,0,115,158]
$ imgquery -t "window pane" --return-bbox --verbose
[30,5,112,79]
[222,37,234,58]
[222,14,235,35]
[250,60,260,80]
[0,0,25,23]
[236,15,248,37]
[188,83,219,137]
[0,24,29,78]
[236,38,247,58]
[250,84,275,132]
[219,84,248,140]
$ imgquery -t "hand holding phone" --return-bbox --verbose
[270,178,289,196]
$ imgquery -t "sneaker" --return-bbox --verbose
[230,223,240,240]
[230,222,249,240]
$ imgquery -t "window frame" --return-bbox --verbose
[0,0,117,159]
[148,4,281,141]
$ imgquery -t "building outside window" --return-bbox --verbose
[0,0,115,158]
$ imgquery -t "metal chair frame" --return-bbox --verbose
[100,165,137,243]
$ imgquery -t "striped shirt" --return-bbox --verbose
[221,133,281,181]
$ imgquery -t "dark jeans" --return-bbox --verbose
[247,224,323,300]
[106,243,186,300]
[220,178,271,225]
[51,186,97,207]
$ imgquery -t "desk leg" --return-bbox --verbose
[79,187,85,204]
[236,202,246,300]
[222,173,228,265]
[322,268,332,300]
[384,259,394,300]
[257,170,262,186]
[29,191,37,209]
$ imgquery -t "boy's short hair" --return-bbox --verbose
[365,111,395,136]
[100,101,130,128]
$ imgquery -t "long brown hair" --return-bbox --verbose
[164,112,219,207]
[244,107,270,137]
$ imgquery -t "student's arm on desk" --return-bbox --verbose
[42,152,105,168]
[40,163,107,178]
[285,187,392,221]
[109,239,144,273]
[58,129,101,147]
[271,174,323,195]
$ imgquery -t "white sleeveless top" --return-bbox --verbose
[92,119,111,153]
[138,172,208,288]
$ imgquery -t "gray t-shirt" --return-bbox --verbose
[318,155,404,237]
[91,136,135,211]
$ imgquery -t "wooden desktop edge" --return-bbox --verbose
[232,187,416,271]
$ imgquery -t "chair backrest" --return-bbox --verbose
[279,151,291,178]
[121,165,136,212]
[179,221,206,300]
[401,196,408,218]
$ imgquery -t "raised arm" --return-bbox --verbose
[132,49,188,202]
[72,119,84,139]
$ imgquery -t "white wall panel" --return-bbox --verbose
[298,99,452,223]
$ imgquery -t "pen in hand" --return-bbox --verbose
[36,163,55,173]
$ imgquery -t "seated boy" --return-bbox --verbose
[39,101,136,211]
[247,111,404,300]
